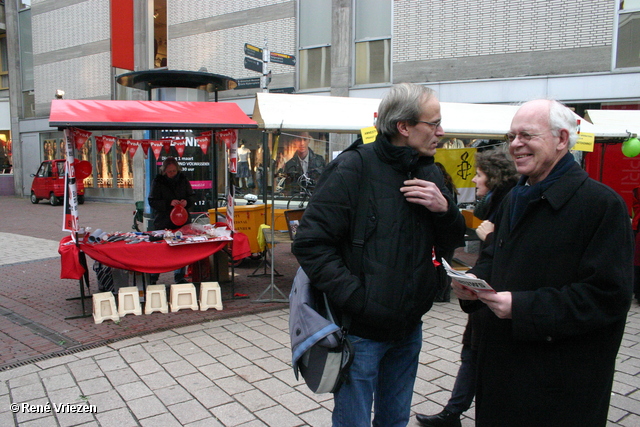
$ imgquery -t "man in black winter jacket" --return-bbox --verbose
[292,83,466,427]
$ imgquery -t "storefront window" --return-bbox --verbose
[0,133,10,173]
[615,0,640,69]
[274,131,329,195]
[79,137,93,187]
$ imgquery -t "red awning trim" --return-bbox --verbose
[49,99,257,130]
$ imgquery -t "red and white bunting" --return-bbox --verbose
[140,140,150,158]
[150,141,164,158]
[195,135,210,155]
[72,128,92,151]
[95,135,104,153]
[173,138,186,157]
[102,136,116,154]
[118,138,129,154]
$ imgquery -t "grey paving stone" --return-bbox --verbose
[94,407,139,427]
[127,395,168,420]
[139,370,178,390]
[254,404,301,427]
[78,377,114,396]
[167,399,211,425]
[154,385,192,406]
[114,381,153,401]
[139,412,183,427]
[209,401,255,427]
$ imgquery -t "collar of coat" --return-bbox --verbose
[539,160,589,211]
[372,134,434,174]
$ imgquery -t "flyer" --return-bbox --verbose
[441,259,496,293]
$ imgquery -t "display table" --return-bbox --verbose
[59,232,251,318]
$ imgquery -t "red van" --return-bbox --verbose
[30,159,85,206]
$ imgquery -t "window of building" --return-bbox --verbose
[18,7,34,118]
[615,0,640,69]
[299,0,331,89]
[0,35,9,90]
[153,0,167,68]
[354,0,391,85]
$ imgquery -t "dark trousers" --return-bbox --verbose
[444,344,477,414]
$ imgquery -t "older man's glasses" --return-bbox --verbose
[504,131,542,143]
[415,119,442,129]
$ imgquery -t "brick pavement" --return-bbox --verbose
[0,195,639,426]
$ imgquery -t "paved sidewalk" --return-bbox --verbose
[0,195,639,426]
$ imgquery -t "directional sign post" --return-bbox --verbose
[242,42,297,92]
[235,77,261,90]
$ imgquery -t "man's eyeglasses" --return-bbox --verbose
[504,131,543,143]
[415,119,442,129]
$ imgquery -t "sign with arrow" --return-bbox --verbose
[270,51,296,66]
[244,57,263,73]
[244,43,262,60]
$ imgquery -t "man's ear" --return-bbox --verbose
[397,120,410,137]
[557,128,570,151]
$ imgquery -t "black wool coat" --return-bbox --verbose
[467,162,633,427]
[148,172,195,230]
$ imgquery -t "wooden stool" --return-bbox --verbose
[199,281,223,311]
[170,283,199,312]
[145,284,168,314]
[116,286,142,317]
[92,292,119,324]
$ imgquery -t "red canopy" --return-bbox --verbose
[49,99,257,130]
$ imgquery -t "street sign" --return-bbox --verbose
[270,87,296,94]
[235,77,261,90]
[270,51,296,66]
[244,43,263,60]
[244,57,263,73]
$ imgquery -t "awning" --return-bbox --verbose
[252,92,381,133]
[49,99,258,130]
[252,93,604,139]
[584,109,640,138]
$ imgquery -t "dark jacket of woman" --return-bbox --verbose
[292,136,466,342]
[148,172,195,230]
[466,162,633,426]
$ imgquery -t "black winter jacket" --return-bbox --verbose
[148,172,195,230]
[292,136,466,341]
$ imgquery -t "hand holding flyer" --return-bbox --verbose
[441,259,496,293]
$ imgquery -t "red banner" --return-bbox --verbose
[102,136,116,154]
[95,135,104,152]
[125,139,139,158]
[162,139,172,154]
[119,138,129,154]
[140,140,150,158]
[150,141,164,158]
[72,128,92,151]
[173,138,186,157]
[195,135,210,155]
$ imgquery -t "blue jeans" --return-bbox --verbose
[332,323,422,427]
[444,344,477,414]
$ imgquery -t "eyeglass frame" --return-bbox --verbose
[413,119,442,129]
[504,131,544,143]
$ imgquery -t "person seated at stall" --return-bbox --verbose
[148,157,196,284]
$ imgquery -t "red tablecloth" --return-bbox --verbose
[59,232,251,277]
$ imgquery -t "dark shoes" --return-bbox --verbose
[416,410,462,427]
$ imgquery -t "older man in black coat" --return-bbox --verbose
[453,99,633,427]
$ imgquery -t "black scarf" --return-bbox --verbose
[509,152,575,229]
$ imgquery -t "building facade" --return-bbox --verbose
[6,0,640,202]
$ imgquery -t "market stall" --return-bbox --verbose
[50,98,257,318]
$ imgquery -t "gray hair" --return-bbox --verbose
[376,83,437,139]
[548,100,579,149]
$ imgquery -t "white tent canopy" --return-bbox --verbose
[585,109,640,138]
[252,92,606,139]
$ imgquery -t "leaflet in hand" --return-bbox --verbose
[441,259,496,293]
